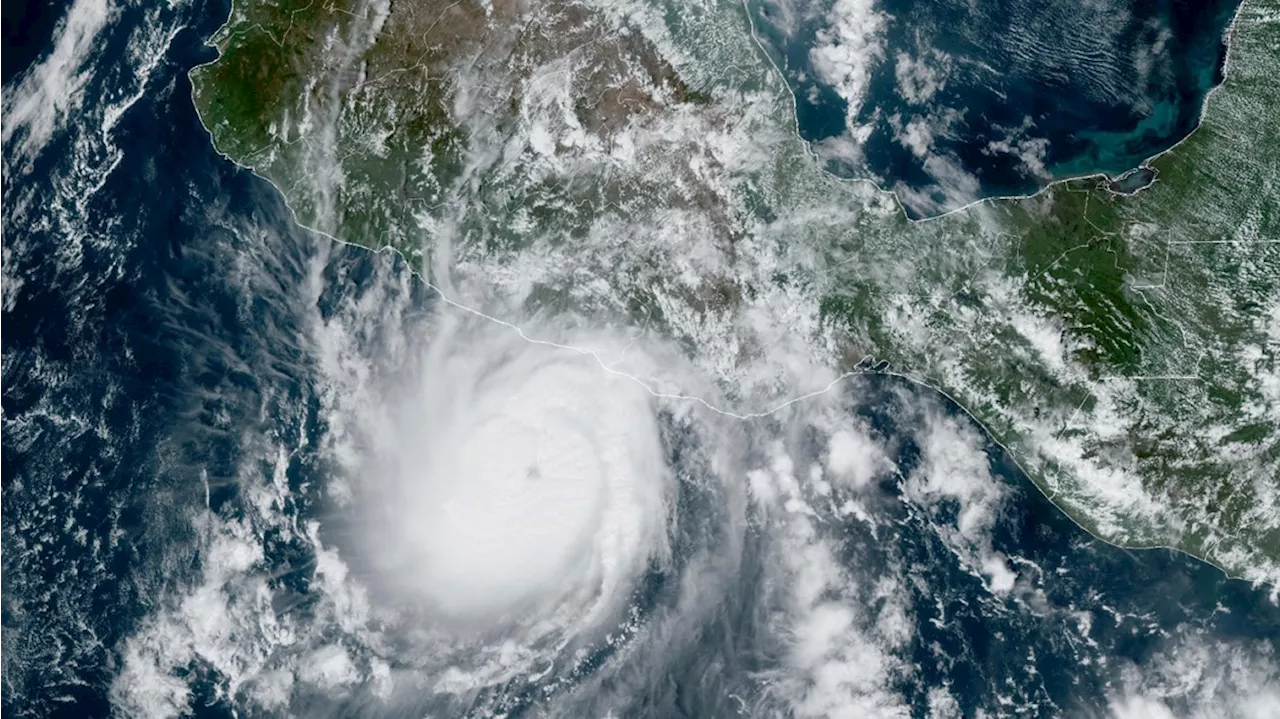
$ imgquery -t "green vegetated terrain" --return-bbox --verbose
[997,10,1280,563]
[193,0,1279,580]
[193,0,712,259]
[194,0,471,259]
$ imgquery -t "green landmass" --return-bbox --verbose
[192,0,1280,580]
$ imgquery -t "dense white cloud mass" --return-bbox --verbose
[808,0,887,123]
[352,311,674,626]
[17,0,1264,715]
[1110,635,1280,719]
[826,426,891,489]
[1,0,111,166]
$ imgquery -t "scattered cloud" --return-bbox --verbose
[985,118,1052,179]
[906,407,1020,594]
[808,0,888,123]
[2,0,112,167]
[826,425,892,489]
[752,440,911,719]
[1110,635,1280,719]
[894,50,950,105]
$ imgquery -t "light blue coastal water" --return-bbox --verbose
[2,1,1276,717]
[748,0,1240,217]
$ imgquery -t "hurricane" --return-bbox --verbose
[344,318,670,611]
[275,254,760,713]
[5,0,1280,717]
[314,295,700,686]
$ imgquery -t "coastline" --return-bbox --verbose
[187,0,1278,589]
[741,0,1250,224]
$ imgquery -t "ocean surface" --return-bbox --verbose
[3,0,1277,717]
[748,0,1241,217]
[2,0,66,84]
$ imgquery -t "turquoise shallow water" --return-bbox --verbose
[4,0,1278,717]
[750,0,1240,216]
[1053,98,1181,178]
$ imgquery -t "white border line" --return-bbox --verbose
[741,0,1250,222]
[186,0,1276,589]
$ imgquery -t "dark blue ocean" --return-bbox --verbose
[3,0,1277,717]
[749,0,1240,217]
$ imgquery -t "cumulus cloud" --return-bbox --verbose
[808,0,888,123]
[1109,635,1280,719]
[1111,696,1179,719]
[985,118,1052,180]
[893,152,982,218]
[773,525,910,719]
[826,426,892,489]
[749,438,910,718]
[110,515,279,719]
[906,408,1020,593]
[893,114,935,159]
[2,0,112,166]
[909,411,1004,538]
[893,50,950,104]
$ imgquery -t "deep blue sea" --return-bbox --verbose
[3,0,1277,717]
[749,0,1240,217]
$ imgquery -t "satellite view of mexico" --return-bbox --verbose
[3,0,1278,716]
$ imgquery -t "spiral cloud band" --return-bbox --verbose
[353,312,674,631]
